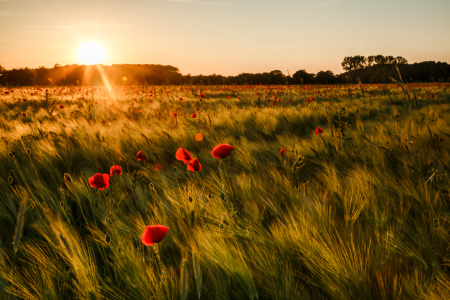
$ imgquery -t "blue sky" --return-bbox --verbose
[1,0,449,75]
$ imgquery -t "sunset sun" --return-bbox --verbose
[78,42,105,65]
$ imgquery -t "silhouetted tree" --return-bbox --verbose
[315,70,336,84]
[292,69,315,84]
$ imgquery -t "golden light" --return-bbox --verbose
[78,42,105,65]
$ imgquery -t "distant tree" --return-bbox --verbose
[367,55,408,66]
[269,70,286,84]
[395,56,408,64]
[341,55,367,71]
[315,70,336,84]
[292,69,315,84]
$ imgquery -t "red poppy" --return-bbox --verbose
[179,97,183,101]
[430,95,434,99]
[4,91,9,95]
[310,97,314,101]
[272,102,275,106]
[328,95,331,98]
[196,108,199,111]
[187,158,201,172]
[199,93,205,98]
[22,113,26,117]
[59,104,65,109]
[438,138,443,142]
[137,110,142,113]
[211,144,234,159]
[88,173,110,190]
[191,113,197,118]
[155,163,163,171]
[288,100,292,103]
[141,225,169,246]
[279,148,285,156]
[175,147,192,164]
[110,165,123,176]
[172,112,177,117]
[136,151,146,161]
[315,127,324,135]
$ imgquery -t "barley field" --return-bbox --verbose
[1,82,450,300]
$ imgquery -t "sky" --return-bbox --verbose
[1,0,449,76]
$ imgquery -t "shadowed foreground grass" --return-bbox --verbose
[1,83,450,299]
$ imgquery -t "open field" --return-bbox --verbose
[1,83,450,300]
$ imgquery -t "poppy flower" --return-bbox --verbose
[310,97,314,101]
[59,104,65,109]
[315,127,324,135]
[191,113,197,118]
[155,163,163,171]
[279,148,285,156]
[172,112,177,117]
[88,173,110,190]
[438,138,443,142]
[196,108,199,111]
[187,158,201,172]
[430,95,434,99]
[141,225,169,246]
[175,147,192,164]
[137,110,142,113]
[211,144,234,159]
[110,165,123,176]
[179,97,183,101]
[22,113,26,117]
[136,151,146,161]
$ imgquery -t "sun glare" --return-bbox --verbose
[78,42,105,65]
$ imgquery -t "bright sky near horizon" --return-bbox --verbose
[1,0,449,76]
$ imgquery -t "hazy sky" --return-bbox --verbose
[1,0,449,75]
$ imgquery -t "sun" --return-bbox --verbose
[78,42,105,65]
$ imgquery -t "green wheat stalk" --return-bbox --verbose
[193,252,201,299]
[58,232,73,257]
[181,259,187,300]
[13,197,28,253]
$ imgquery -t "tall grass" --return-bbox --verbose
[0,83,449,299]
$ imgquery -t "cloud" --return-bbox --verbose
[23,23,136,29]
[310,0,340,7]
[164,0,236,5]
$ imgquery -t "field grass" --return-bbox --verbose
[1,82,450,300]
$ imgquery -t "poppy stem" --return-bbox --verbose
[319,134,328,149]
[153,245,170,299]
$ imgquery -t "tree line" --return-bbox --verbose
[1,57,449,86]
[341,55,408,71]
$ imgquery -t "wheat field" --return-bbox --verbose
[1,82,450,300]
